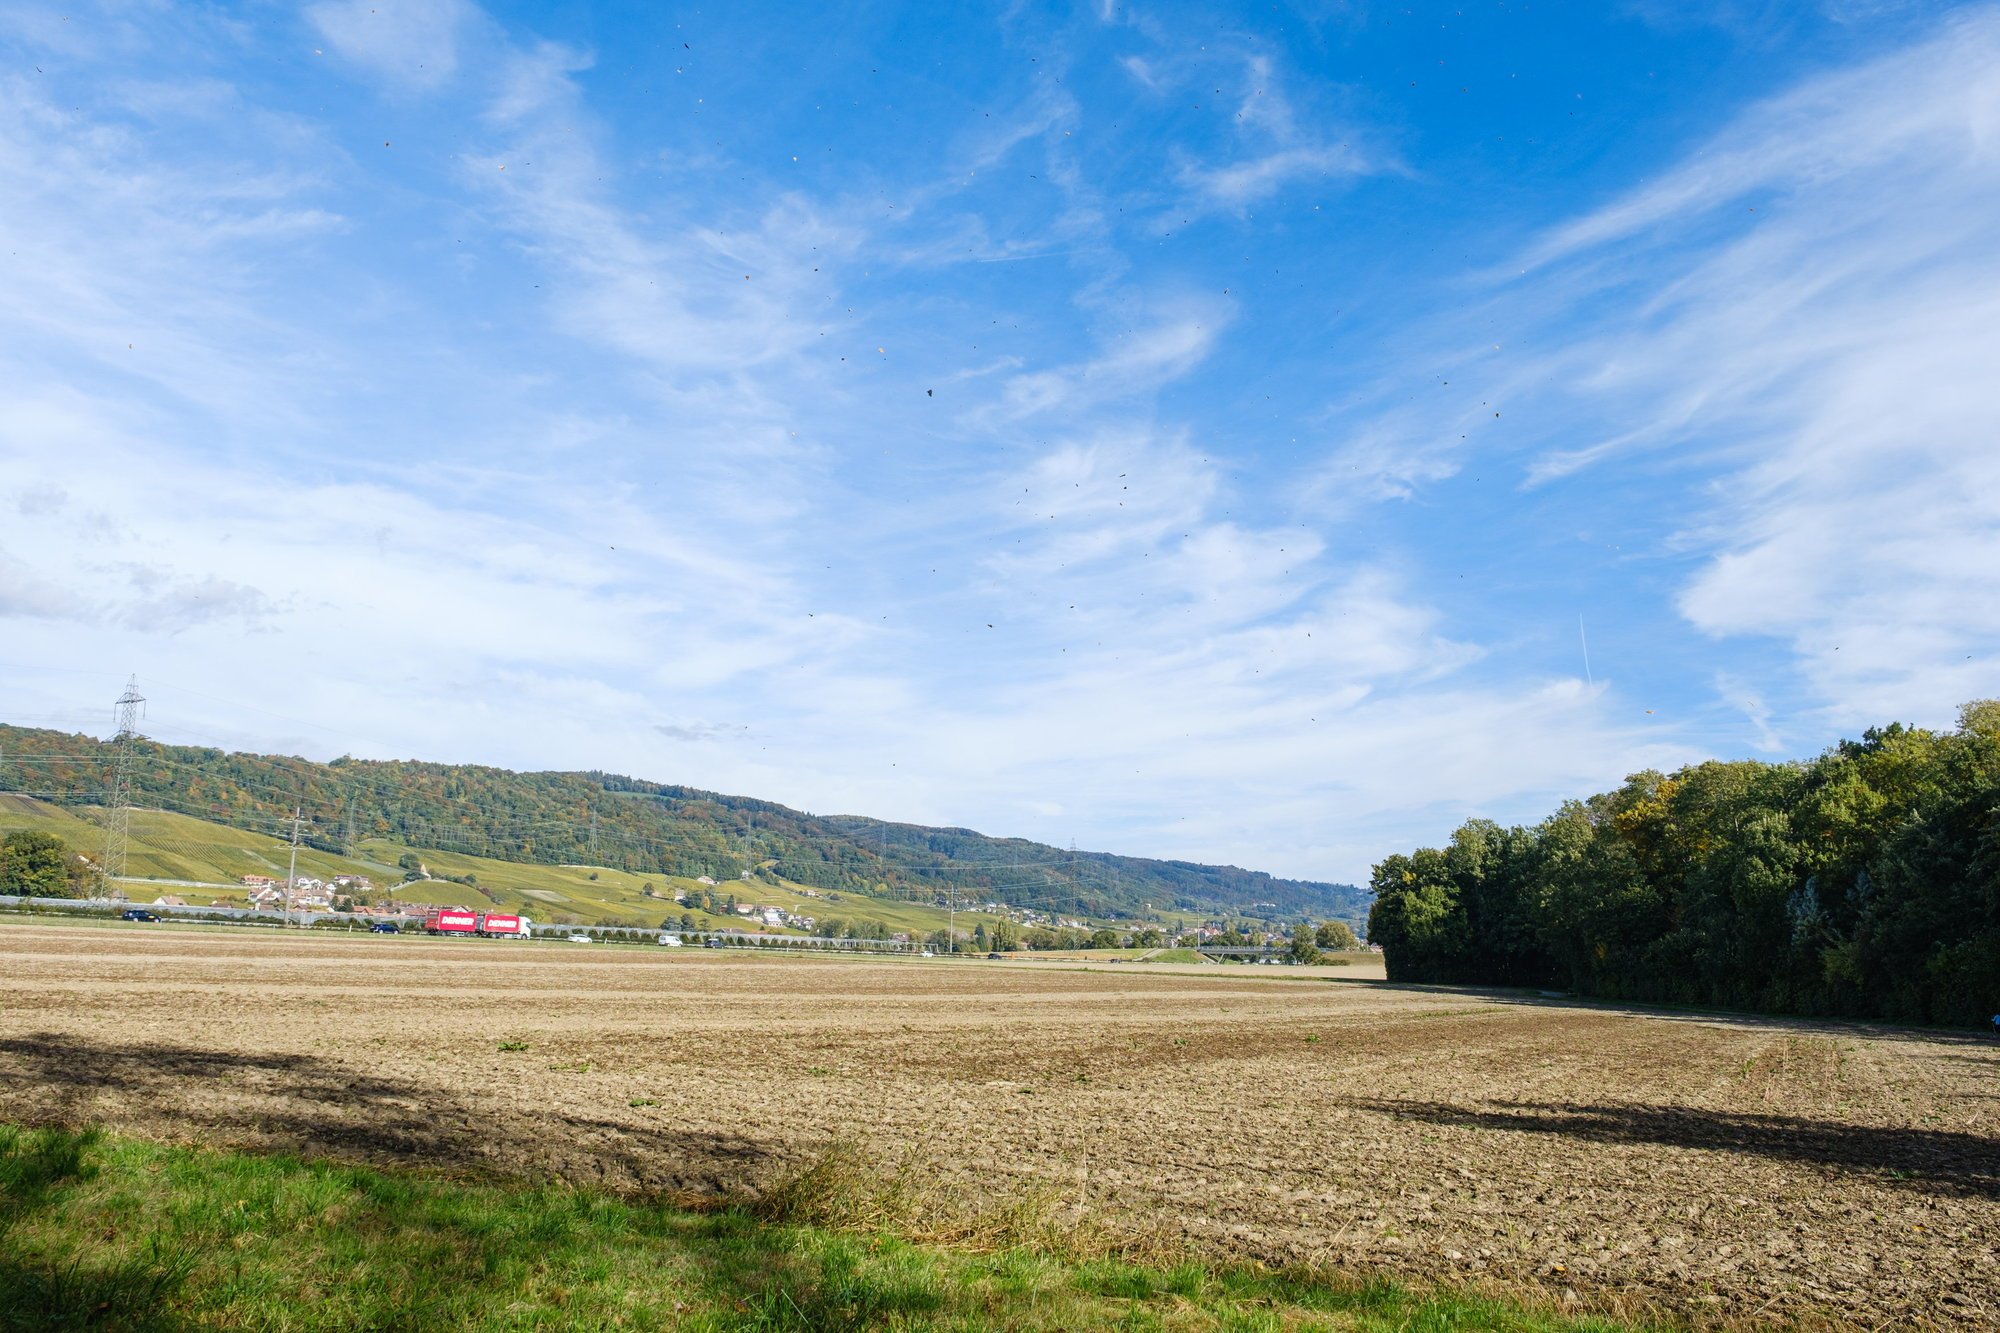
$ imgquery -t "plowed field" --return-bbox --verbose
[1,922,1993,1327]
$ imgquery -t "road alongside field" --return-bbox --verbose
[0,921,1992,1328]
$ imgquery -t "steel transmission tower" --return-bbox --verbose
[101,675,146,894]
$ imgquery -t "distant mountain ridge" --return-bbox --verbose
[0,724,1368,926]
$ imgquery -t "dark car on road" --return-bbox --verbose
[368,921,399,933]
[120,908,159,922]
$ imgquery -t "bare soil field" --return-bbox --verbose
[1,920,1993,1327]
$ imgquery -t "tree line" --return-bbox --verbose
[1367,702,2000,1027]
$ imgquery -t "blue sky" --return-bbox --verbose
[4,0,1997,884]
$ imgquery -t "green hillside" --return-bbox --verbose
[0,794,1016,938]
[0,795,390,890]
[0,723,1368,929]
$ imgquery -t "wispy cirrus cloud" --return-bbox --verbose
[1323,6,2000,735]
[1180,143,1369,210]
[473,42,857,383]
[306,0,472,90]
[990,296,1231,421]
[1534,9,2000,728]
[1168,54,1380,213]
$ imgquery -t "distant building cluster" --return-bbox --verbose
[730,902,815,931]
[986,903,1092,931]
[236,871,374,911]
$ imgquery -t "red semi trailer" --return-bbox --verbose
[477,912,530,938]
[423,908,480,935]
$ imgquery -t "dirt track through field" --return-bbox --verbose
[1,922,1994,1327]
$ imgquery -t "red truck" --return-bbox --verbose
[421,909,532,938]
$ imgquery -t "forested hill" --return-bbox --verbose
[1367,701,2000,1027]
[0,724,1366,925]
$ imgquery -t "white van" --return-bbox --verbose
[657,933,683,947]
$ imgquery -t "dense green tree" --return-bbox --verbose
[1313,920,1360,951]
[1,831,76,898]
[1287,923,1322,965]
[1371,703,2000,1026]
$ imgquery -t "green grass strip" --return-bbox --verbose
[0,1123,1671,1332]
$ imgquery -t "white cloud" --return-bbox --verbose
[0,21,868,774]
[1526,9,2000,728]
[306,0,471,91]
[1522,16,2000,273]
[1305,420,1464,512]
[1168,52,1379,213]
[1314,9,2000,737]
[1117,54,1161,90]
[0,79,343,431]
[1178,143,1367,209]
[0,551,77,621]
[992,297,1230,420]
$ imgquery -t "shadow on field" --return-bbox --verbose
[1359,1098,2000,1200]
[0,1033,776,1193]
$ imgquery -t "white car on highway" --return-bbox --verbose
[566,933,593,943]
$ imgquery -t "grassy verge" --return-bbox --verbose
[0,1124,1669,1332]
